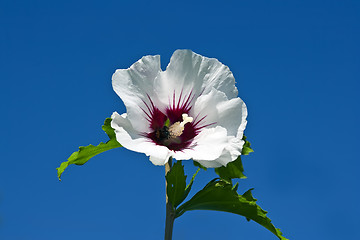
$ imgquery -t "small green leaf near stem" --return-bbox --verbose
[56,118,121,180]
[164,160,200,240]
[215,156,247,182]
[165,158,175,240]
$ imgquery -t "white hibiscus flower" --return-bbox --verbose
[111,50,247,168]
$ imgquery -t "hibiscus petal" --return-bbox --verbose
[173,126,228,162]
[149,154,171,166]
[154,50,238,107]
[194,159,223,168]
[192,87,247,138]
[112,55,163,132]
[210,136,245,167]
[111,112,170,165]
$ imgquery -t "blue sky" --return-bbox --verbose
[1,0,359,239]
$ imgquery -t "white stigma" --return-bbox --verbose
[180,113,193,127]
[168,113,193,138]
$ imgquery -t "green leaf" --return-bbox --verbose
[175,179,288,240]
[56,118,122,180]
[242,135,254,155]
[242,188,256,221]
[166,161,187,208]
[243,188,256,201]
[215,156,246,181]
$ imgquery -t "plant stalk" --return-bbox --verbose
[165,158,175,240]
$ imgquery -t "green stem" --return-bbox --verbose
[165,158,175,240]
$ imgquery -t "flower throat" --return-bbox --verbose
[155,114,193,145]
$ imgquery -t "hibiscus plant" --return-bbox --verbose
[57,50,288,240]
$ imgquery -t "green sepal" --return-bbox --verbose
[193,160,207,170]
[242,135,254,155]
[215,156,246,181]
[232,182,239,192]
[56,118,122,180]
[164,118,170,127]
[175,179,288,240]
[183,168,200,202]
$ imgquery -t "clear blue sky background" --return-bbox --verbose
[1,0,359,239]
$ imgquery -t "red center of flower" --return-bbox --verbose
[140,91,208,151]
